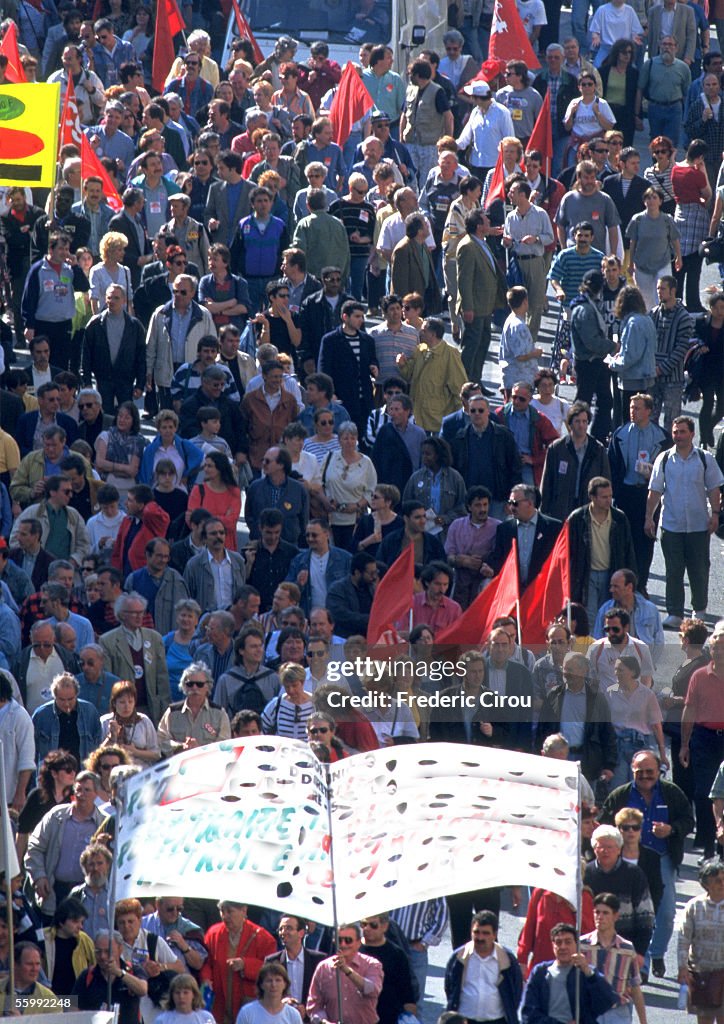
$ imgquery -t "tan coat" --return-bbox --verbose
[455,234,507,318]
[398,340,466,432]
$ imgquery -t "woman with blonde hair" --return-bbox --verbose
[261,662,314,739]
[89,232,133,314]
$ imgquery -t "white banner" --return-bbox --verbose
[115,739,579,924]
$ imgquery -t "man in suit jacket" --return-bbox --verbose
[647,1,696,64]
[82,286,146,413]
[9,519,55,592]
[16,383,78,459]
[265,916,326,1010]
[318,301,379,436]
[205,152,254,246]
[371,395,425,496]
[108,188,153,291]
[449,395,522,519]
[483,627,535,752]
[183,517,247,612]
[298,275,354,373]
[99,593,170,725]
[489,482,562,588]
[455,209,507,388]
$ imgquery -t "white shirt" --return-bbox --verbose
[458,950,505,1021]
[208,549,233,609]
[309,551,330,610]
[456,101,516,168]
[589,2,643,45]
[285,949,304,1002]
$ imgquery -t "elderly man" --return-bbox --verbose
[537,651,617,786]
[31,672,102,769]
[583,825,655,966]
[69,843,113,940]
[157,662,231,756]
[307,922,383,1024]
[99,593,170,725]
[82,286,146,414]
[26,771,105,919]
[73,928,148,1017]
[193,610,236,684]
[145,274,216,410]
[75,388,113,456]
[76,645,119,715]
[142,897,208,974]
[12,618,76,713]
[599,749,694,979]
[489,483,561,589]
[245,447,308,547]
[125,537,188,637]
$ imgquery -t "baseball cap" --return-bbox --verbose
[463,80,492,97]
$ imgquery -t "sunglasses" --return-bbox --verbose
[99,763,117,770]
[361,921,380,929]
[509,499,527,507]
[317,419,334,426]
[323,276,342,282]
[605,626,622,633]
[338,936,356,945]
[173,289,189,295]
[308,726,329,735]
[620,824,641,831]
[186,680,207,688]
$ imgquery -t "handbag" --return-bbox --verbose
[688,968,724,1009]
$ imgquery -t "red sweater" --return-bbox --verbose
[111,501,170,573]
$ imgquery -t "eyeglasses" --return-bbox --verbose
[620,824,641,831]
[509,499,527,507]
[60,488,73,495]
[317,419,334,426]
[593,149,609,155]
[469,409,486,415]
[361,920,380,928]
[194,160,210,166]
[323,275,342,282]
[78,402,97,409]
[185,680,208,688]
[338,936,356,945]
[275,292,290,299]
[185,60,200,66]
[308,726,330,735]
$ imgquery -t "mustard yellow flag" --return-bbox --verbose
[0,83,61,188]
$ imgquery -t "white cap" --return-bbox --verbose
[463,80,492,97]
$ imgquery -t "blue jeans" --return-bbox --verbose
[570,0,591,50]
[646,102,683,148]
[407,946,428,1007]
[552,134,569,179]
[611,729,653,789]
[461,16,485,61]
[349,255,368,301]
[648,853,677,959]
[586,569,611,634]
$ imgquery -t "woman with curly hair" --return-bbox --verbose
[16,750,78,860]
[84,744,128,803]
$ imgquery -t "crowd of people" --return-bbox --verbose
[1,0,724,1021]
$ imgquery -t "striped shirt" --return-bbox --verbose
[548,246,606,302]
[581,931,640,997]
[303,436,341,464]
[389,900,449,946]
[261,695,315,738]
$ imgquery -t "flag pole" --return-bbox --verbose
[322,760,344,1024]
[0,759,16,1015]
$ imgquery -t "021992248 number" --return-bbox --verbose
[14,996,78,1010]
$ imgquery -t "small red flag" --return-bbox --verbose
[59,77,83,151]
[330,61,374,146]
[489,0,540,71]
[152,0,185,94]
[366,544,415,645]
[527,90,553,165]
[81,133,123,212]
[435,541,520,647]
[0,22,27,82]
[485,143,525,208]
[518,522,570,645]
[230,0,264,65]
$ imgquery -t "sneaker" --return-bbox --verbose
[652,958,666,978]
[662,615,683,629]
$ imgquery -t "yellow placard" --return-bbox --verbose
[0,83,61,188]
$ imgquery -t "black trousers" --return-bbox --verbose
[35,318,73,371]
[575,358,613,442]
[614,483,655,591]
[446,887,501,949]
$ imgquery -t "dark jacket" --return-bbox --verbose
[298,287,354,367]
[0,205,45,274]
[536,683,618,783]
[16,412,78,458]
[445,941,522,1024]
[82,309,146,390]
[582,858,654,955]
[108,210,152,291]
[607,421,669,493]
[377,530,446,567]
[247,539,299,612]
[327,576,375,637]
[371,422,415,496]
[567,505,638,605]
[265,948,326,1003]
[178,390,247,456]
[532,69,578,137]
[598,778,695,867]
[32,212,90,260]
[489,513,562,587]
[245,476,308,547]
[318,326,378,427]
[602,173,649,247]
[450,421,522,499]
[390,237,442,315]
[9,546,55,592]
[540,435,612,521]
[570,293,616,363]
[521,959,618,1024]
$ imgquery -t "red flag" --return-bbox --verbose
[330,61,374,146]
[366,545,415,645]
[489,0,540,71]
[0,22,26,82]
[81,133,122,212]
[518,522,570,645]
[436,542,520,647]
[59,77,83,150]
[485,143,525,208]
[527,91,553,165]
[230,0,264,65]
[152,0,185,94]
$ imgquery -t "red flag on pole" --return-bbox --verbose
[230,0,265,65]
[518,522,570,645]
[81,133,123,212]
[59,77,83,150]
[489,0,540,70]
[152,0,185,94]
[485,147,507,207]
[0,22,27,82]
[435,542,520,647]
[366,544,415,645]
[330,62,374,146]
[527,90,553,164]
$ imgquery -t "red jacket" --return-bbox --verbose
[200,919,277,1021]
[111,501,170,573]
[495,403,559,486]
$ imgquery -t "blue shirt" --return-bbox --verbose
[170,306,193,364]
[628,780,668,856]
[593,595,664,649]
